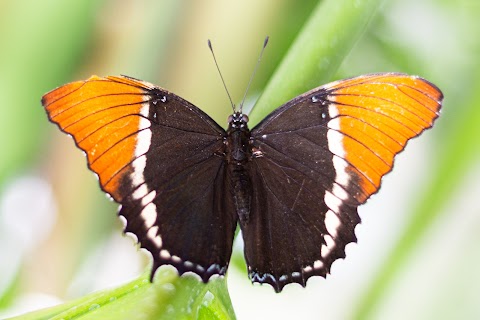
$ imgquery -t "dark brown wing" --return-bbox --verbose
[42,75,237,281]
[241,73,443,292]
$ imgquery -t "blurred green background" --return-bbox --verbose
[0,0,479,319]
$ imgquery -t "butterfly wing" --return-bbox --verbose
[243,73,443,292]
[42,75,237,281]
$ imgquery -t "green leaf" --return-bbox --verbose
[7,268,235,320]
[249,0,386,125]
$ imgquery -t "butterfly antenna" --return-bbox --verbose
[208,39,235,113]
[239,36,269,113]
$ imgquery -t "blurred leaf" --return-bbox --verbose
[7,268,235,320]
[0,271,20,311]
[250,0,386,125]
[244,0,320,99]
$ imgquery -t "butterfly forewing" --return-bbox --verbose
[42,75,237,281]
[244,73,442,291]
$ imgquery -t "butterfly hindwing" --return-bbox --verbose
[42,75,237,281]
[243,73,442,291]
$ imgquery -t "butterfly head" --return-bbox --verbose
[228,112,249,130]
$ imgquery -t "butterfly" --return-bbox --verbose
[42,59,442,292]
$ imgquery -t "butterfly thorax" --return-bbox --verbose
[225,112,253,224]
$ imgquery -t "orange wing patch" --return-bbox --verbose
[326,74,443,202]
[42,76,155,200]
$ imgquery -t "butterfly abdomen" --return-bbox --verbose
[229,165,252,223]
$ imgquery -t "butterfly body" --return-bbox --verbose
[42,73,442,292]
[225,112,254,224]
